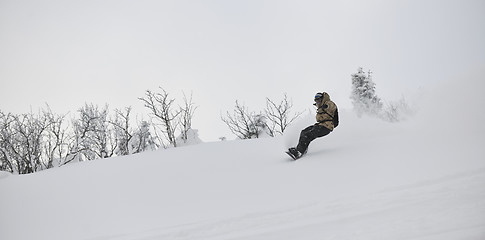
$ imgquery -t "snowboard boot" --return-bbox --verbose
[287,147,302,160]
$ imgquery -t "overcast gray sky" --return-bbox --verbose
[1,0,484,141]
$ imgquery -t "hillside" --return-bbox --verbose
[1,77,485,240]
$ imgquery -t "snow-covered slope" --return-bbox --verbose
[1,76,485,240]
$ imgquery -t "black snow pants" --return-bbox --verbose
[296,125,332,154]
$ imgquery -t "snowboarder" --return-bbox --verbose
[287,92,339,160]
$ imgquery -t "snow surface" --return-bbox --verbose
[1,76,485,240]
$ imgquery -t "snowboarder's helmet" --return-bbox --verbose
[315,92,323,101]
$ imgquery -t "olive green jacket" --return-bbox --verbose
[315,92,339,131]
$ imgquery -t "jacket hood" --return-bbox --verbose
[322,92,331,102]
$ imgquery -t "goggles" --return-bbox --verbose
[314,93,323,101]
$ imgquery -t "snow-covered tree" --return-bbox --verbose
[176,128,203,146]
[351,67,383,117]
[252,114,269,138]
[0,108,66,174]
[0,111,40,174]
[130,120,156,153]
[71,104,116,161]
[1,88,201,174]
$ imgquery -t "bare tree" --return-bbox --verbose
[222,101,267,139]
[265,94,303,136]
[110,107,133,156]
[41,105,71,169]
[139,88,181,147]
[382,97,414,122]
[179,92,198,144]
[0,111,15,173]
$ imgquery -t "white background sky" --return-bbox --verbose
[1,0,484,141]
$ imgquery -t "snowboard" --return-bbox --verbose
[285,150,301,160]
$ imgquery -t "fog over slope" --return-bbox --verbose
[1,73,484,239]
